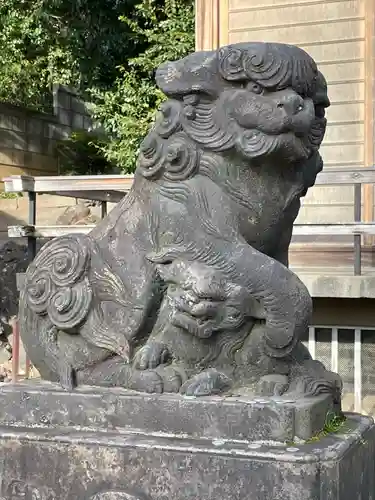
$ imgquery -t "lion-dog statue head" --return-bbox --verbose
[137,41,328,180]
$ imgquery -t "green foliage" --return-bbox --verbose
[307,412,348,443]
[0,0,78,109]
[0,0,195,173]
[0,192,22,199]
[0,0,149,110]
[90,0,195,173]
[56,131,116,176]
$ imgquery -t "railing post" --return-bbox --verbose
[354,328,362,413]
[308,327,316,359]
[25,191,37,379]
[28,191,37,261]
[331,327,339,373]
[354,183,362,275]
[11,317,20,383]
[101,201,108,218]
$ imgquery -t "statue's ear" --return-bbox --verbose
[155,50,224,98]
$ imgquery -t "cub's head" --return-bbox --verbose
[136,42,329,182]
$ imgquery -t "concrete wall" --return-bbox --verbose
[227,0,368,225]
[0,86,92,188]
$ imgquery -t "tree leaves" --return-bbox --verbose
[0,0,194,172]
[90,0,195,173]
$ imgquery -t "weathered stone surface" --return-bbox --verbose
[0,382,336,441]
[0,383,373,499]
[17,42,342,410]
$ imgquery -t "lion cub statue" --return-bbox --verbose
[19,42,342,403]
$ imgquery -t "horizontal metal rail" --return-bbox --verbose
[3,174,134,193]
[3,167,375,195]
[2,167,375,276]
[8,224,94,239]
[8,222,375,240]
[293,223,375,236]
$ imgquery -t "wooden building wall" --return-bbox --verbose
[195,0,375,227]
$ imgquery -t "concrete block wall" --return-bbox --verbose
[52,84,92,135]
[0,86,92,188]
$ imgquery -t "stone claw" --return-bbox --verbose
[256,374,289,397]
[128,369,164,394]
[180,369,232,397]
[133,342,170,370]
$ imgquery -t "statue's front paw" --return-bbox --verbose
[128,369,164,394]
[133,342,170,370]
[256,374,289,397]
[180,369,232,397]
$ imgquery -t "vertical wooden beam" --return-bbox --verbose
[219,0,229,47]
[195,0,229,51]
[363,0,375,244]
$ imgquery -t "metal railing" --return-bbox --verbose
[306,325,375,415]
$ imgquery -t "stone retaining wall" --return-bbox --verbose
[0,85,92,187]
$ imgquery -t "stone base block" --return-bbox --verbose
[0,382,373,499]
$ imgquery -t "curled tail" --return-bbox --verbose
[19,234,131,388]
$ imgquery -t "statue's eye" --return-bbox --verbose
[247,82,263,95]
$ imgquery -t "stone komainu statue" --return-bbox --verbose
[19,42,342,401]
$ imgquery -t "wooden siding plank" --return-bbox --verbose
[219,0,229,46]
[300,40,364,63]
[229,1,364,31]
[195,0,220,51]
[303,186,356,205]
[320,143,364,165]
[229,19,364,45]
[321,61,364,84]
[230,0,349,10]
[321,82,365,104]
[363,0,375,240]
[326,103,364,123]
[296,206,356,224]
[316,168,375,185]
[324,123,364,143]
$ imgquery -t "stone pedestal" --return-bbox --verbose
[0,382,373,500]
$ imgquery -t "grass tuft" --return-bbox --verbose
[0,192,22,199]
[307,411,348,443]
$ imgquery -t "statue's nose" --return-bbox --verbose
[276,93,305,115]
